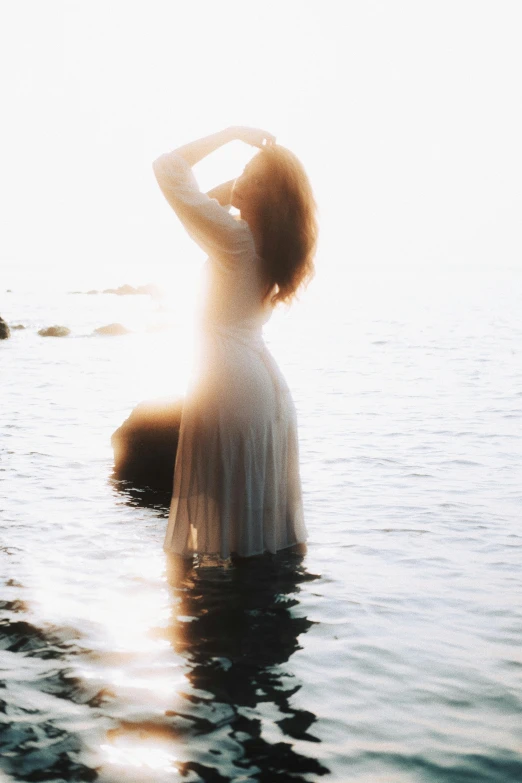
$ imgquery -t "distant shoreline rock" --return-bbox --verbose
[11,324,26,330]
[103,284,162,298]
[70,283,163,298]
[0,317,10,340]
[38,325,71,337]
[94,323,130,336]
[103,284,139,296]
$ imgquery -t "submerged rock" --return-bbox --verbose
[111,397,183,494]
[0,317,10,339]
[94,322,130,336]
[38,325,71,337]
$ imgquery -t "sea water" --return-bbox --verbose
[1,263,521,782]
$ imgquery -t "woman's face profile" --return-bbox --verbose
[231,157,268,213]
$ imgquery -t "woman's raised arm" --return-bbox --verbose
[172,126,276,167]
[151,127,275,264]
[174,128,234,167]
[206,179,235,207]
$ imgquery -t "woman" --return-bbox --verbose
[152,126,317,560]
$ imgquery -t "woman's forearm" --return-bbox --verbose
[206,179,235,206]
[173,128,235,167]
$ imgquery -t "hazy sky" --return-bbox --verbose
[1,0,521,290]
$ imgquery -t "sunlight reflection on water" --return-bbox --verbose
[101,738,179,776]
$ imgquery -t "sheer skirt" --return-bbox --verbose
[163,328,307,559]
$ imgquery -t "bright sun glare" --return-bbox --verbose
[1,1,521,293]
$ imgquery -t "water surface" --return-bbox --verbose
[1,265,521,781]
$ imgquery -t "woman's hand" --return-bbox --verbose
[230,126,276,148]
[166,127,275,170]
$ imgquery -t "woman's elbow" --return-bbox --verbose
[152,152,188,189]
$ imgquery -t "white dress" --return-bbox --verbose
[152,151,307,559]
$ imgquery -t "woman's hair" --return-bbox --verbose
[254,144,318,307]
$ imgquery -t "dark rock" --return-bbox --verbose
[94,322,130,336]
[38,325,71,337]
[111,397,182,495]
[0,317,11,339]
[11,324,25,330]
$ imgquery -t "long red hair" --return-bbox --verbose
[253,145,318,306]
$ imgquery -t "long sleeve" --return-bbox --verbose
[152,151,252,265]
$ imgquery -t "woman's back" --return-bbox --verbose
[199,240,272,333]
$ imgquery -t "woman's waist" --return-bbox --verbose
[200,319,264,343]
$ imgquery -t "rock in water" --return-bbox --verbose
[103,284,137,296]
[94,323,130,336]
[0,317,10,339]
[115,284,137,295]
[111,397,183,494]
[101,283,162,297]
[38,325,71,337]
